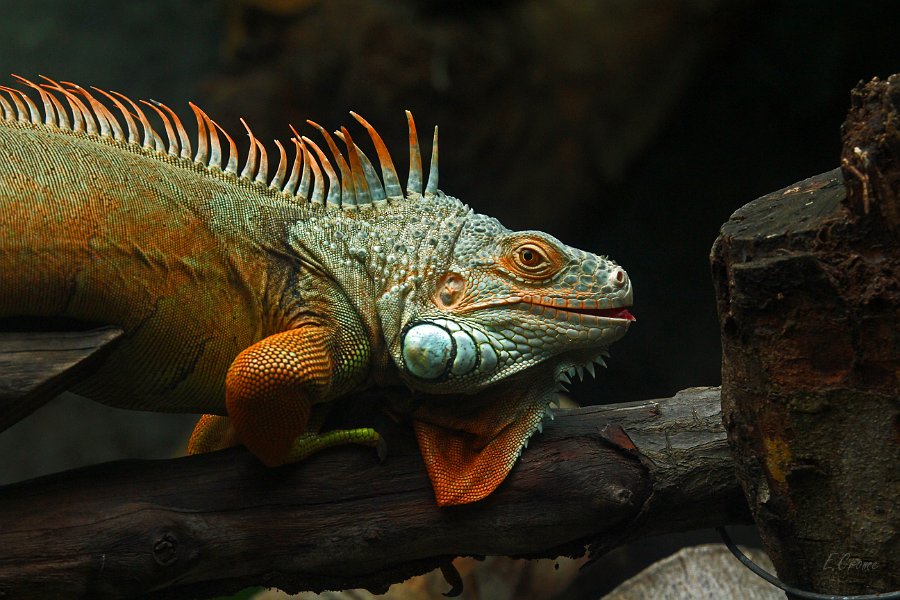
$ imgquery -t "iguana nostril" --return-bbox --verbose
[612,269,627,287]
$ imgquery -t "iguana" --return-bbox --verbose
[0,76,634,505]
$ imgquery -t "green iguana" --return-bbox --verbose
[0,76,634,505]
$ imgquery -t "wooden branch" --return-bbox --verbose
[0,386,748,599]
[0,326,123,431]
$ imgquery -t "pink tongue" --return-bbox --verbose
[603,308,636,321]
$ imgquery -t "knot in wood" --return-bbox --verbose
[597,484,634,510]
[153,532,179,566]
[362,527,381,543]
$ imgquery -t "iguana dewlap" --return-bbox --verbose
[0,76,634,505]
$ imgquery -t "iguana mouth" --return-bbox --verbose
[554,305,635,320]
[519,297,635,322]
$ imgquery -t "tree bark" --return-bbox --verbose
[0,386,748,599]
[711,76,900,596]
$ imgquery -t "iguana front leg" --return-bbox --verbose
[188,323,380,465]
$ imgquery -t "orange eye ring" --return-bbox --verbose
[497,236,567,281]
[510,242,557,277]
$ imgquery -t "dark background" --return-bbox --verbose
[0,0,897,597]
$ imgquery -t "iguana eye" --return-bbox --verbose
[517,246,543,267]
[511,243,555,276]
[498,237,567,281]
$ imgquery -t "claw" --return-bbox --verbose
[440,561,464,597]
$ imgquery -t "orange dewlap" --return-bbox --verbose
[411,390,548,506]
[414,417,536,506]
[223,327,334,467]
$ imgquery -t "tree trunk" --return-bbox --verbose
[0,387,748,599]
[711,76,900,596]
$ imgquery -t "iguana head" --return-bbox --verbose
[388,210,633,504]
[303,111,634,505]
[345,115,634,505]
[397,214,633,391]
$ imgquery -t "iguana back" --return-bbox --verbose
[0,97,305,414]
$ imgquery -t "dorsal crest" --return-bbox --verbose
[0,75,440,210]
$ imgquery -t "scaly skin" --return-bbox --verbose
[0,78,633,505]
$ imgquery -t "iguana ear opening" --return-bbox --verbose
[411,391,547,506]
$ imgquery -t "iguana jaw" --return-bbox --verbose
[460,295,635,322]
[531,304,635,321]
[408,328,628,506]
[517,297,635,326]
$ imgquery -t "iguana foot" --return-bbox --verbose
[190,325,380,465]
[283,427,385,462]
[188,415,385,463]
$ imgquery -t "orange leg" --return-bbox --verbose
[188,325,380,465]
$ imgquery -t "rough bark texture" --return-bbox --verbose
[711,76,900,596]
[0,386,748,599]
